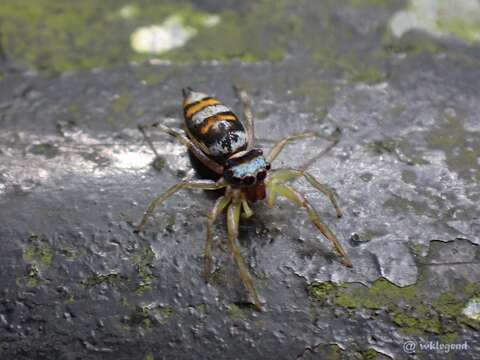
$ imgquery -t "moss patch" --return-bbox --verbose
[0,0,401,77]
[126,305,174,330]
[24,264,43,287]
[361,348,381,360]
[0,1,226,72]
[132,244,157,293]
[307,274,479,336]
[81,272,126,287]
[24,235,53,267]
[29,143,59,159]
[426,116,480,181]
[226,303,256,320]
[383,30,441,55]
[307,281,337,303]
[111,93,132,114]
[155,305,175,325]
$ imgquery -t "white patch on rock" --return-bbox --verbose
[463,297,480,321]
[118,5,139,20]
[389,0,480,42]
[202,15,221,28]
[130,15,198,54]
[130,13,221,55]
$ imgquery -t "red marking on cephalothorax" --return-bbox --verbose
[243,183,266,203]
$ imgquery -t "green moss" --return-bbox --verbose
[331,275,478,336]
[195,304,206,316]
[111,93,131,114]
[81,272,125,287]
[290,78,335,115]
[25,264,41,287]
[409,243,428,256]
[349,0,398,8]
[383,194,430,216]
[152,156,166,172]
[24,236,53,267]
[391,307,441,335]
[0,0,401,75]
[333,293,357,308]
[307,281,337,302]
[29,143,59,159]
[351,67,385,85]
[17,263,50,287]
[326,344,344,360]
[426,116,480,181]
[383,30,441,55]
[361,348,380,360]
[437,15,480,44]
[128,306,151,328]
[133,244,156,292]
[210,267,226,287]
[226,303,253,320]
[156,306,174,325]
[432,292,465,318]
[0,1,229,72]
[120,297,131,308]
[165,1,290,63]
[440,332,459,344]
[145,353,154,360]
[359,172,373,182]
[135,283,153,295]
[465,283,480,297]
[368,139,397,155]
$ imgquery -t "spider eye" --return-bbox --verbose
[243,175,256,186]
[265,162,271,170]
[257,170,267,181]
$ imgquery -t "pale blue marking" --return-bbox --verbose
[232,156,267,177]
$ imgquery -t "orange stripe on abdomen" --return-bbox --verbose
[200,114,238,134]
[185,98,221,118]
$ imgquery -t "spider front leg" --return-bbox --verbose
[266,128,341,168]
[266,132,317,163]
[135,178,226,233]
[233,85,255,149]
[204,193,232,281]
[268,168,342,218]
[265,181,352,268]
[227,200,262,310]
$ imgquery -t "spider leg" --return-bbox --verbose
[138,123,224,174]
[268,168,342,218]
[204,193,232,281]
[233,85,255,150]
[266,132,318,163]
[135,178,226,233]
[227,200,262,310]
[265,182,352,268]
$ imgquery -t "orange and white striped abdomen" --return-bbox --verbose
[182,88,247,160]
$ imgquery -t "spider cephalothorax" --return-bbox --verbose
[223,148,269,185]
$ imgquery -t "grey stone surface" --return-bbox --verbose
[1,1,480,360]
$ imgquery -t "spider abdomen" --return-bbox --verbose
[182,88,247,162]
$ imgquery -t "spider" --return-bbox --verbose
[135,86,352,309]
